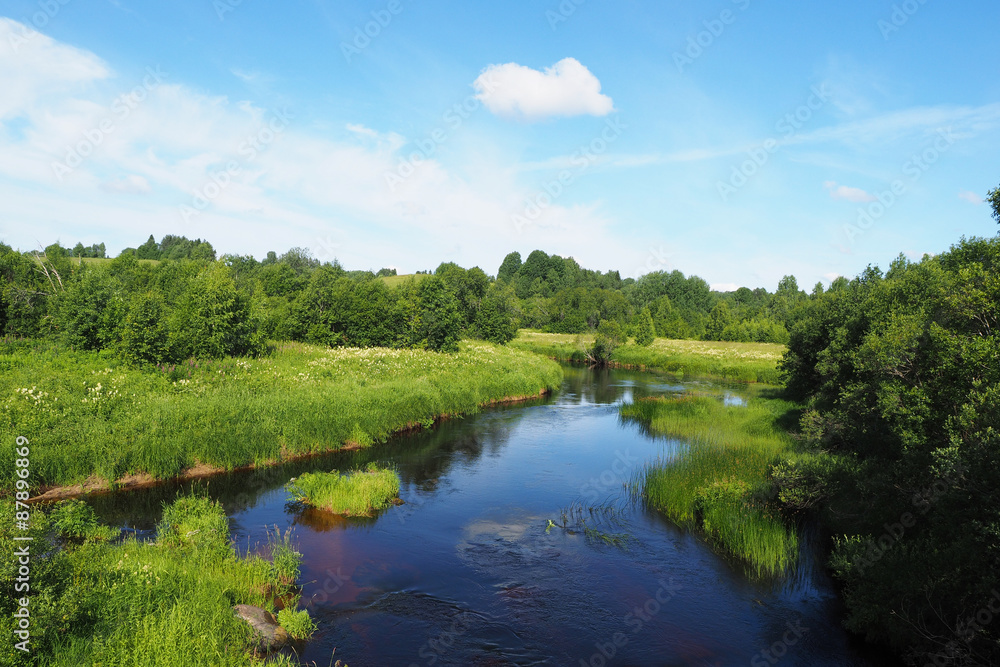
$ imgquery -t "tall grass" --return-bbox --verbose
[0,495,307,666]
[0,339,561,490]
[287,463,401,516]
[623,395,800,577]
[511,330,784,384]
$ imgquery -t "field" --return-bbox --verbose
[511,330,785,384]
[622,394,801,577]
[1,339,561,492]
[377,273,429,288]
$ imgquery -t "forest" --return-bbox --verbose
[1,234,808,365]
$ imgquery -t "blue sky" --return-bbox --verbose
[1,0,998,290]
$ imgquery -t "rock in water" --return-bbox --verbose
[233,604,290,652]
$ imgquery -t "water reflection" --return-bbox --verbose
[82,363,901,666]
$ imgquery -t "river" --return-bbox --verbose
[86,364,901,666]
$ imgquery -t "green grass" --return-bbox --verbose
[622,394,800,577]
[377,273,429,288]
[0,339,561,490]
[511,330,784,384]
[287,463,401,516]
[0,495,308,666]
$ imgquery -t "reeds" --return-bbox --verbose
[623,395,799,577]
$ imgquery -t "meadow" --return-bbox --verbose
[621,394,801,577]
[511,330,784,384]
[0,495,310,667]
[0,338,561,492]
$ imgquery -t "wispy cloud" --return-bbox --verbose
[958,190,983,204]
[824,180,876,203]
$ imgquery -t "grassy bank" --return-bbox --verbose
[288,464,401,516]
[1,339,562,491]
[622,393,801,577]
[1,495,310,666]
[511,331,784,384]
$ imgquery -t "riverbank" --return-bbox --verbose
[510,330,784,384]
[0,495,311,666]
[621,392,802,577]
[1,339,562,494]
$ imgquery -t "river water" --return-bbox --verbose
[87,364,900,666]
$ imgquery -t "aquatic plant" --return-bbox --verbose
[623,394,799,577]
[287,463,401,517]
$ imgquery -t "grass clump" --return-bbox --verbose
[0,495,309,666]
[276,607,315,640]
[0,339,561,490]
[623,394,800,577]
[287,463,401,516]
[512,330,784,384]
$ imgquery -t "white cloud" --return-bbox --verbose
[710,282,740,292]
[824,181,877,203]
[474,58,614,122]
[0,21,638,276]
[823,272,842,283]
[958,190,982,204]
[100,174,151,194]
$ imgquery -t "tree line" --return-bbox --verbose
[0,233,941,365]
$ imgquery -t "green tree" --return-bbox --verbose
[170,264,263,358]
[704,301,735,340]
[136,235,160,260]
[633,306,655,346]
[474,280,519,345]
[412,275,462,352]
[497,251,522,282]
[988,184,1000,223]
[119,290,169,364]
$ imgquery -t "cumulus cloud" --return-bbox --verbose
[958,190,982,204]
[0,21,638,277]
[710,283,740,292]
[824,180,876,203]
[473,58,614,122]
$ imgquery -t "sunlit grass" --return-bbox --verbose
[623,395,799,577]
[512,330,784,384]
[287,463,401,516]
[0,496,307,666]
[0,339,561,490]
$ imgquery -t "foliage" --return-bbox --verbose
[0,496,307,666]
[633,306,655,346]
[779,236,1000,665]
[287,463,401,516]
[989,184,1000,223]
[622,394,800,577]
